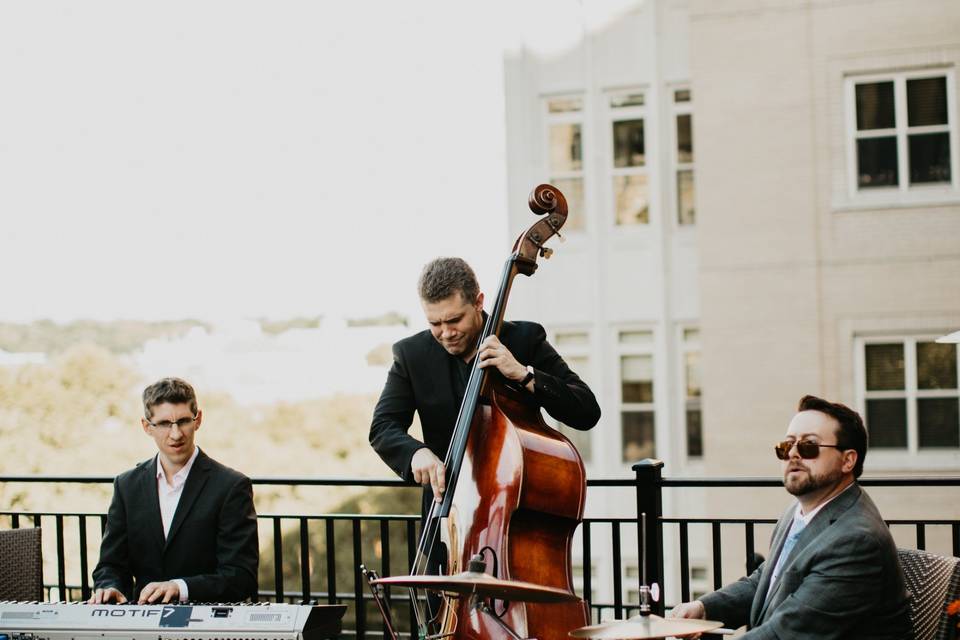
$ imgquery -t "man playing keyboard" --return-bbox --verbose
[89,377,259,604]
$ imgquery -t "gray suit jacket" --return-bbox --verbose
[700,484,911,640]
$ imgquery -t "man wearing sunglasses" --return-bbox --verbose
[669,395,910,639]
[89,377,259,605]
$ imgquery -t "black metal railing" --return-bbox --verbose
[2,461,959,637]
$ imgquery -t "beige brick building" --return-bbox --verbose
[504,0,960,605]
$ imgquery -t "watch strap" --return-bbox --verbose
[520,366,535,387]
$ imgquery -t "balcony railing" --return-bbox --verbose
[2,461,959,638]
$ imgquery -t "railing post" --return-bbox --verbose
[632,458,664,616]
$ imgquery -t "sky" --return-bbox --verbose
[0,1,505,324]
[0,1,640,325]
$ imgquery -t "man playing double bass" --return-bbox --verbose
[370,256,600,507]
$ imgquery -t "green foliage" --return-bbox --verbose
[347,312,407,328]
[0,341,391,513]
[258,317,323,335]
[0,321,417,615]
[0,344,141,465]
[0,319,209,354]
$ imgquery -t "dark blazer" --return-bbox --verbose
[700,484,911,640]
[92,449,259,602]
[370,320,600,482]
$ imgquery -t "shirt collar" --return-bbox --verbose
[155,447,201,487]
[796,480,855,524]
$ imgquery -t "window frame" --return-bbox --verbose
[547,326,595,465]
[844,68,960,205]
[670,87,695,228]
[678,326,702,460]
[854,334,960,470]
[604,87,653,229]
[542,93,589,235]
[615,326,657,464]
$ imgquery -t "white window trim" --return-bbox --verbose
[603,87,655,230]
[670,87,695,229]
[843,68,960,207]
[542,93,589,236]
[676,325,702,461]
[547,325,595,465]
[614,326,658,466]
[854,334,960,470]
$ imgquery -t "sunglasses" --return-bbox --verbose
[774,440,844,460]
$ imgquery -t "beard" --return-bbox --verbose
[783,463,844,497]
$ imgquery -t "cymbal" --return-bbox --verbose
[570,614,723,639]
[372,572,579,603]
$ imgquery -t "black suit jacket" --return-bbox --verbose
[700,484,911,640]
[92,449,259,602]
[370,320,600,482]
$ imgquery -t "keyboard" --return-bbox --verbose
[0,601,346,639]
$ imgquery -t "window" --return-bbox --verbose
[673,89,695,225]
[690,563,709,600]
[571,562,597,586]
[858,336,959,453]
[682,328,702,458]
[551,330,593,462]
[545,95,586,231]
[619,329,655,462]
[608,91,649,226]
[847,70,957,197]
[625,564,641,604]
[571,561,597,601]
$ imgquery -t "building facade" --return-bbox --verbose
[503,0,960,606]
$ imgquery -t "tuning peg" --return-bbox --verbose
[540,247,554,259]
[650,583,660,602]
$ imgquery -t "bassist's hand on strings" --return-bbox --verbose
[411,447,446,502]
[477,335,534,392]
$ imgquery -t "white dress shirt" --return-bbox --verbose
[155,447,200,602]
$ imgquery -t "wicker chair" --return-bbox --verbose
[898,547,960,640]
[0,527,43,601]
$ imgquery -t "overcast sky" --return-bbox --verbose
[0,1,636,324]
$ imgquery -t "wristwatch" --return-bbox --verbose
[520,365,535,387]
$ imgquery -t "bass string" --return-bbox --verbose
[406,256,522,635]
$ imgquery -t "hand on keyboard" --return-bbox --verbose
[138,580,181,604]
[87,587,127,604]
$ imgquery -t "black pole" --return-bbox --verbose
[633,459,664,616]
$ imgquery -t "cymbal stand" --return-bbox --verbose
[466,554,533,640]
[636,512,659,618]
[474,598,527,640]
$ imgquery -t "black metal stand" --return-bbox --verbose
[360,565,400,640]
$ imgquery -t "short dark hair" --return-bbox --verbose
[418,257,479,305]
[143,377,198,419]
[797,395,867,478]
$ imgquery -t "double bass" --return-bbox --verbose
[391,184,590,640]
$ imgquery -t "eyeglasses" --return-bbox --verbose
[146,416,197,431]
[774,440,844,460]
